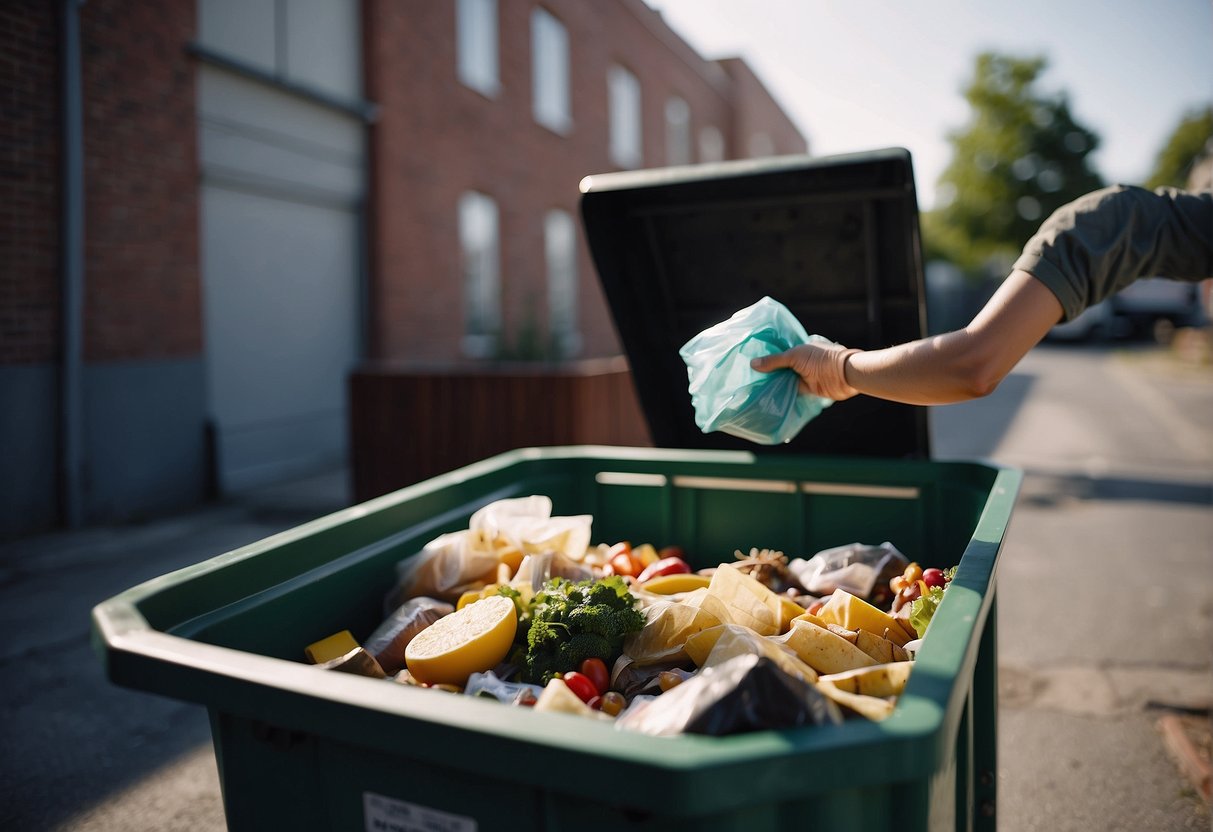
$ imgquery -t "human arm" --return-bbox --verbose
[750,269,1062,405]
[752,185,1212,406]
[1014,185,1213,321]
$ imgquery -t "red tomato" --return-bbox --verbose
[579,658,610,695]
[562,671,598,704]
[922,568,947,588]
[636,556,692,584]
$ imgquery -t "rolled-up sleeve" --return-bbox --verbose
[1012,185,1213,322]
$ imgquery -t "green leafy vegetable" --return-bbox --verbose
[515,576,644,684]
[907,566,958,638]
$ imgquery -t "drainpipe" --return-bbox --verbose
[61,0,85,528]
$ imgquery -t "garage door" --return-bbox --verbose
[197,61,364,492]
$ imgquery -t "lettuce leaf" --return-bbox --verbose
[908,567,957,638]
[908,587,943,638]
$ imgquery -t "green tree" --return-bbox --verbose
[924,53,1105,272]
[1143,105,1213,190]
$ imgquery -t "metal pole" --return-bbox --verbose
[61,0,85,528]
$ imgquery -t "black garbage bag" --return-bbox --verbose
[616,654,843,736]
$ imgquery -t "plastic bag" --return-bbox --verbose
[788,542,909,603]
[464,671,544,706]
[679,296,838,445]
[388,496,593,604]
[615,654,842,736]
[364,597,454,675]
[512,550,594,592]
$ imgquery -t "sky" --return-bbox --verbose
[644,0,1213,210]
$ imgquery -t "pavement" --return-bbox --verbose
[2,338,1211,831]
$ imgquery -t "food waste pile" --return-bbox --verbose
[302,496,956,736]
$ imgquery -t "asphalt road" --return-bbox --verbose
[933,341,1213,831]
[1,340,1210,831]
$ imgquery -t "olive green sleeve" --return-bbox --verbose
[1011,185,1213,322]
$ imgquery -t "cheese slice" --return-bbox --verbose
[305,630,360,664]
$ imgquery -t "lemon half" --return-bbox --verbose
[404,595,517,686]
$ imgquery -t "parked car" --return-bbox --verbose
[1049,277,1207,342]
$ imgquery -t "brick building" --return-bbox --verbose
[1,0,806,538]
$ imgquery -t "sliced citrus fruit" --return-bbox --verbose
[404,595,517,686]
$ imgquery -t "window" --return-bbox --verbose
[699,126,725,162]
[608,64,642,168]
[458,192,500,358]
[544,209,580,357]
[198,0,362,99]
[665,96,691,166]
[531,8,570,132]
[457,0,498,96]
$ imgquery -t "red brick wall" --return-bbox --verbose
[80,0,200,362]
[365,0,796,363]
[718,57,808,158]
[1,1,61,366]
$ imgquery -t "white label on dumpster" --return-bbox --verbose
[363,792,477,832]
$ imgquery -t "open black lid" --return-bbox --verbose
[579,147,930,459]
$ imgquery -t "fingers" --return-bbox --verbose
[750,344,860,401]
[750,353,790,372]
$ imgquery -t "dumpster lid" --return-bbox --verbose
[580,147,931,459]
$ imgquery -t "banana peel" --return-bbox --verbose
[638,573,712,595]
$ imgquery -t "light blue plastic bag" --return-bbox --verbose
[679,296,837,445]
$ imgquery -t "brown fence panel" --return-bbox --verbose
[349,357,653,502]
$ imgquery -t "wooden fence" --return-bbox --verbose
[349,356,653,502]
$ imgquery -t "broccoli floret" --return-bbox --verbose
[520,577,645,684]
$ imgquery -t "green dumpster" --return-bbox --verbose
[92,150,1022,831]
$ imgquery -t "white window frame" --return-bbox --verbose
[608,64,642,168]
[458,191,501,358]
[457,0,499,97]
[531,8,571,133]
[544,209,580,357]
[665,95,692,166]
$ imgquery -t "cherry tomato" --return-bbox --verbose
[658,671,684,692]
[579,658,610,695]
[922,568,947,588]
[561,671,598,704]
[636,556,692,584]
[600,690,627,717]
[658,545,687,561]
